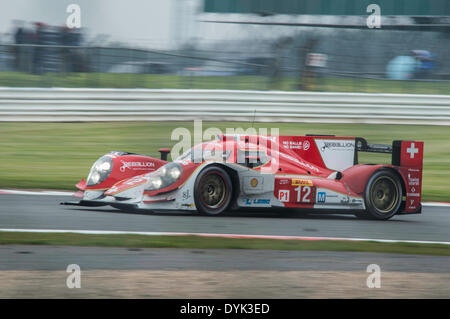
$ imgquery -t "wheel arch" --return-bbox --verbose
[376,166,406,212]
[342,164,404,196]
[362,166,406,200]
[201,163,240,210]
[363,166,404,220]
[379,166,406,196]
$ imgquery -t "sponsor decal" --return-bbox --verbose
[407,193,420,197]
[244,176,263,191]
[278,179,290,185]
[408,197,418,210]
[182,189,191,201]
[292,179,313,186]
[408,199,417,209]
[245,198,271,205]
[320,141,355,152]
[314,139,355,172]
[278,190,290,202]
[282,140,303,150]
[303,140,310,151]
[406,143,419,159]
[250,178,259,188]
[408,174,420,186]
[408,198,418,209]
[120,161,155,172]
[317,192,326,203]
[350,198,364,206]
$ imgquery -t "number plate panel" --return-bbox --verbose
[275,178,316,205]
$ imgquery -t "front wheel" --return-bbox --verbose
[363,169,403,220]
[194,166,233,216]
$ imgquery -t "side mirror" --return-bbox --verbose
[158,148,171,161]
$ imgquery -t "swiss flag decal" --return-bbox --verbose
[400,141,424,169]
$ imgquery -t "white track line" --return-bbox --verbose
[1,188,450,207]
[0,228,449,245]
[422,202,450,207]
[0,189,73,196]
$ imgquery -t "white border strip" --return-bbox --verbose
[0,228,449,246]
[422,202,450,207]
[0,189,73,196]
[1,88,450,125]
[1,189,450,207]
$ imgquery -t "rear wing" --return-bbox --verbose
[354,137,392,164]
[355,137,424,168]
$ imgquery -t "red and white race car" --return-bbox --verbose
[63,134,424,220]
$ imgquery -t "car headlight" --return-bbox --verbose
[145,162,182,191]
[86,156,114,186]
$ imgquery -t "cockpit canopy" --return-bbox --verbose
[175,136,271,168]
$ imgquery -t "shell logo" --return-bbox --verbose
[250,178,259,187]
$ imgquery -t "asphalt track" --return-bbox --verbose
[1,245,449,272]
[0,193,449,242]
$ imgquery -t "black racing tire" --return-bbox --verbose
[363,169,403,220]
[194,165,233,216]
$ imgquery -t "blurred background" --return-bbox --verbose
[0,0,449,93]
[0,0,449,201]
[1,0,450,300]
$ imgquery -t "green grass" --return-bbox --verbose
[0,121,449,201]
[0,232,449,256]
[0,71,449,94]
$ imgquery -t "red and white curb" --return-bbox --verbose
[0,228,449,246]
[2,189,449,208]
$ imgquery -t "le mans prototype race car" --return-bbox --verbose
[63,134,424,220]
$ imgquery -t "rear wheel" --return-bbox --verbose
[363,169,402,220]
[194,166,232,216]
